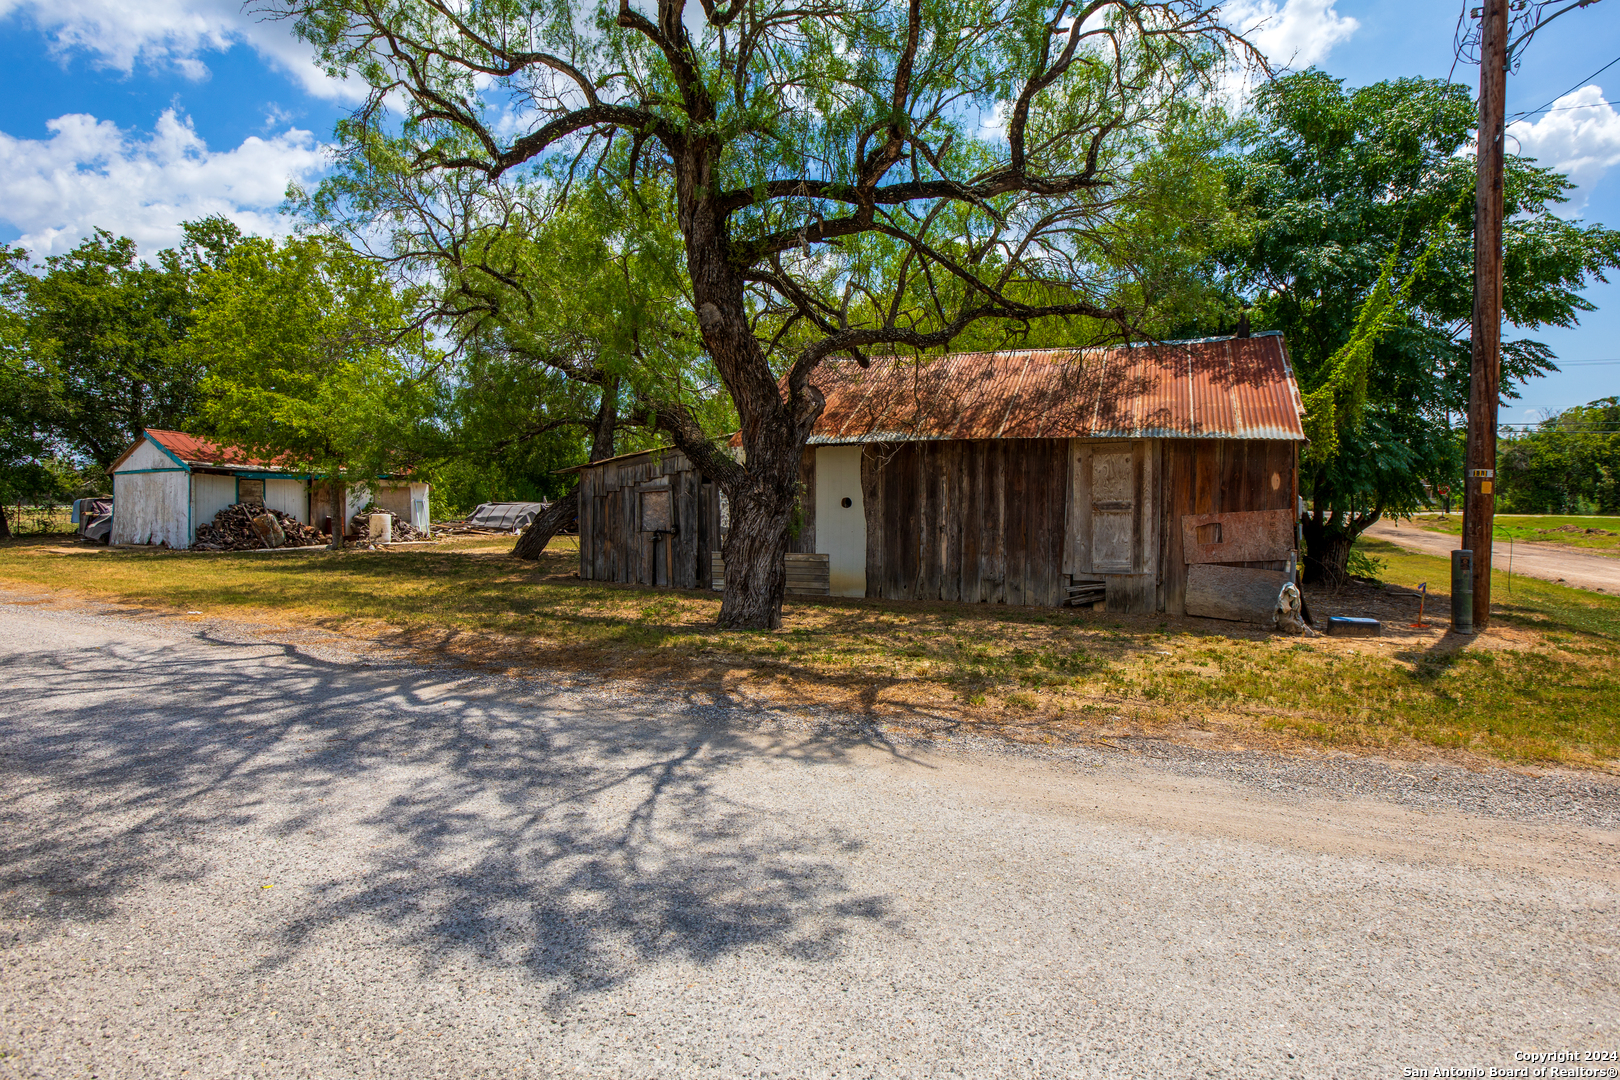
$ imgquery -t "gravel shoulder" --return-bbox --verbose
[2,599,1617,1079]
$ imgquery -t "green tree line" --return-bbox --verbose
[1498,398,1620,514]
[0,219,626,538]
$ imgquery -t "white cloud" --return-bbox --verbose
[0,0,364,101]
[1222,0,1359,71]
[977,100,1010,143]
[1508,86,1620,213]
[0,110,328,257]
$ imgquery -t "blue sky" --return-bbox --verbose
[1,0,1616,418]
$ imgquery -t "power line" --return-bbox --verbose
[1508,52,1620,122]
[1516,98,1615,114]
[1555,359,1620,366]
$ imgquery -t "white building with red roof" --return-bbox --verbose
[106,429,430,548]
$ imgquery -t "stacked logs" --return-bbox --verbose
[194,504,327,550]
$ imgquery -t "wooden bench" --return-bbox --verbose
[710,552,831,595]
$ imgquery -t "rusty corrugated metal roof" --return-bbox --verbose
[141,428,284,468]
[807,333,1305,443]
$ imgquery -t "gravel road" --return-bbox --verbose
[1366,518,1620,593]
[2,601,1617,1079]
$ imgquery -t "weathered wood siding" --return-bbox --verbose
[577,448,720,589]
[1161,439,1298,616]
[789,447,816,554]
[573,437,1297,609]
[110,469,190,548]
[859,439,1070,606]
[854,435,1296,613]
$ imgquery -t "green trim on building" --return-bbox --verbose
[141,432,192,472]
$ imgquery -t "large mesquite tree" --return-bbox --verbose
[281,0,1255,627]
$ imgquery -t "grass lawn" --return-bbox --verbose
[1406,512,1620,554]
[0,532,1615,770]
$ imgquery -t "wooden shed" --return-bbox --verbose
[568,333,1306,616]
[570,446,722,589]
[794,333,1307,614]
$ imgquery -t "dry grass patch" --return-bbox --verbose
[1,532,1615,769]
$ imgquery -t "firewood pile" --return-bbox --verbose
[194,504,327,550]
[348,512,432,542]
[431,521,510,536]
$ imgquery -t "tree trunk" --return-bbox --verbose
[1301,514,1355,586]
[327,479,346,551]
[719,486,795,630]
[512,488,578,560]
[666,141,822,629]
[0,503,10,540]
[514,375,618,561]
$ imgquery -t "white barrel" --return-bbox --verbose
[368,512,393,545]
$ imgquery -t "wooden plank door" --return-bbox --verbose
[1090,445,1138,572]
[1065,440,1153,578]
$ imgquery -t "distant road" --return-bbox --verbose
[2,601,1618,1077]
[1365,517,1620,593]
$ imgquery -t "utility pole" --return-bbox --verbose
[1464,0,1508,630]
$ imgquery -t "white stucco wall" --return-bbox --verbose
[814,446,867,597]
[111,470,191,548]
[264,478,308,522]
[190,473,238,542]
[345,483,372,517]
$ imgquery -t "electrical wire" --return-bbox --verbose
[1508,53,1620,122]
[1520,98,1615,112]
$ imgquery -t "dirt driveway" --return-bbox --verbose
[1366,517,1620,592]
[2,602,1617,1079]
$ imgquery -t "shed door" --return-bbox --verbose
[1090,447,1137,572]
[1067,440,1154,578]
[814,446,866,597]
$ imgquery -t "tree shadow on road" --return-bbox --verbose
[0,627,899,1006]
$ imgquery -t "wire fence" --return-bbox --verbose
[4,505,76,536]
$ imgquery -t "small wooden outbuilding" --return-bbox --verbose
[107,429,431,548]
[569,446,722,589]
[571,333,1307,615]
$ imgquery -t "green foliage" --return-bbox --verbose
[1205,71,1620,576]
[1498,398,1620,514]
[190,233,444,483]
[279,0,1260,444]
[297,141,730,487]
[10,220,243,468]
[0,248,46,516]
[1345,544,1387,582]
